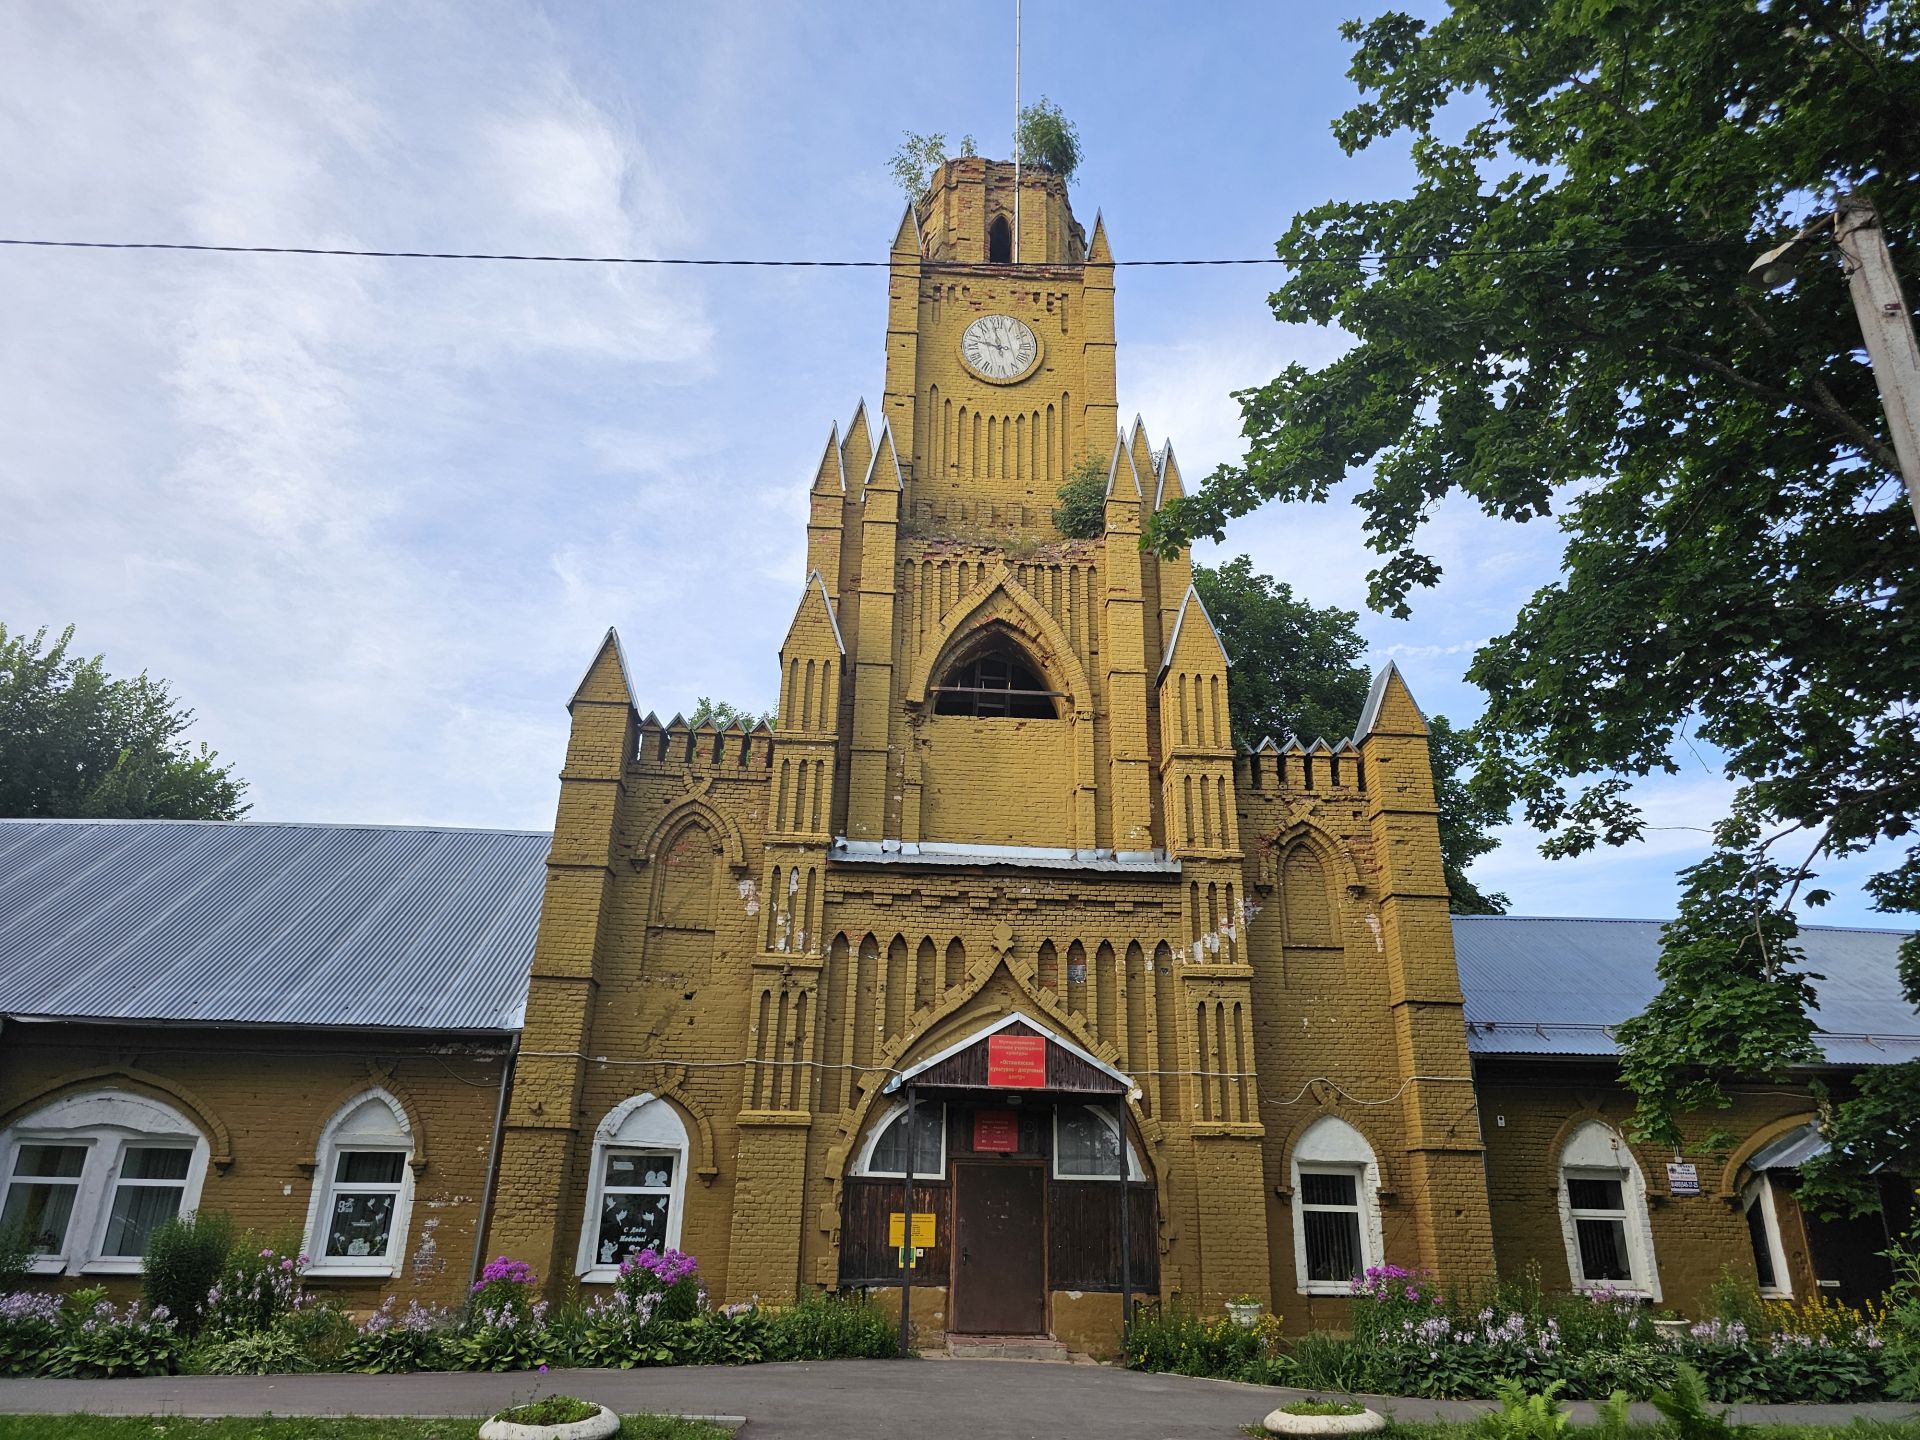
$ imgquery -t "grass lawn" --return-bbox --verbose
[1376,1426,1920,1439]
[0,1419,732,1440]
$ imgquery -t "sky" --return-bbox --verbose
[0,1,1900,927]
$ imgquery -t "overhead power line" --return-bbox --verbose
[0,235,1736,268]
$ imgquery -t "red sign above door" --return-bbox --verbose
[973,1109,1019,1152]
[987,1033,1047,1088]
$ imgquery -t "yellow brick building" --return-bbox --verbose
[2,159,1911,1351]
[490,158,1497,1350]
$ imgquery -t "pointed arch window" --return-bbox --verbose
[932,634,1062,718]
[988,215,1012,264]
[1557,1120,1660,1298]
[302,1091,415,1278]
[578,1094,689,1282]
[1290,1116,1384,1293]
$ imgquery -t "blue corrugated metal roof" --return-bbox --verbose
[1454,915,1919,1066]
[0,819,549,1032]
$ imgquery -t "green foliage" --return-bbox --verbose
[1194,556,1507,913]
[1052,454,1108,538]
[0,1218,30,1292]
[194,1327,312,1376]
[1651,1363,1743,1440]
[1142,0,1920,1163]
[1123,1302,1290,1384]
[1280,1399,1364,1416]
[44,1288,182,1378]
[1016,97,1081,182]
[0,622,248,820]
[143,1210,234,1335]
[0,1418,734,1440]
[1799,1068,1920,1218]
[1476,1378,1569,1440]
[1592,1390,1634,1440]
[1884,1220,1920,1400]
[205,1238,307,1337]
[496,1397,599,1426]
[762,1289,896,1360]
[888,130,975,199]
[688,696,773,731]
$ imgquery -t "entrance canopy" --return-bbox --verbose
[884,1012,1137,1099]
[1748,1122,1828,1172]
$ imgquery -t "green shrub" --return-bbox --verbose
[1475,1378,1569,1440]
[338,1298,458,1374]
[1053,455,1108,538]
[0,1219,32,1292]
[1650,1362,1741,1440]
[765,1290,896,1360]
[498,1397,599,1426]
[1886,1220,1920,1399]
[194,1327,311,1376]
[1123,1302,1284,1383]
[1289,1330,1373,1393]
[45,1288,181,1378]
[206,1236,307,1336]
[0,1291,65,1376]
[1015,97,1082,182]
[142,1210,233,1334]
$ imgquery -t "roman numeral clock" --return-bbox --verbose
[960,313,1041,383]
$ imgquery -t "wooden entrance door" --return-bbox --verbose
[950,1162,1046,1334]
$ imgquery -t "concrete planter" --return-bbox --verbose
[1263,1405,1386,1436]
[1653,1319,1692,1343]
[479,1403,620,1440]
[1227,1301,1264,1328]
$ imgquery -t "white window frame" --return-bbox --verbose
[1051,1104,1146,1181]
[1742,1175,1792,1299]
[853,1100,947,1180]
[577,1093,689,1284]
[301,1091,415,1280]
[0,1090,210,1277]
[1556,1120,1660,1301]
[1289,1116,1384,1295]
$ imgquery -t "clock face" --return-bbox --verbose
[960,313,1040,382]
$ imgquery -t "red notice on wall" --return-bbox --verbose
[987,1033,1047,1088]
[973,1109,1019,1152]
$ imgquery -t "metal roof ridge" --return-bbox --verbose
[1455,912,1914,936]
[0,817,554,838]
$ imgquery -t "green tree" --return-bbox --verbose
[1146,2,1919,1158]
[0,623,247,820]
[1052,454,1108,538]
[888,130,975,200]
[1195,556,1506,913]
[1016,98,1082,183]
[689,696,774,731]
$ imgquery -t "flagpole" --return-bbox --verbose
[1012,0,1021,264]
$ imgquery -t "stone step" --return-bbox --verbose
[944,1332,1074,1362]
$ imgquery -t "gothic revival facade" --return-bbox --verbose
[489,158,1495,1348]
[2,159,1910,1353]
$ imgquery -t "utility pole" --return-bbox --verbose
[1012,0,1021,265]
[1835,196,1920,534]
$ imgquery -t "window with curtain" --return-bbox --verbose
[1289,1116,1383,1294]
[1556,1120,1659,1298]
[1299,1170,1366,1284]
[578,1094,690,1281]
[303,1092,414,1276]
[861,1102,946,1179]
[0,1090,210,1275]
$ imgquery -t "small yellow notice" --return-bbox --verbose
[888,1211,937,1248]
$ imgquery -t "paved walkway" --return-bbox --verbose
[1,1360,1914,1438]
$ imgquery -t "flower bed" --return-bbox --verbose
[0,1244,896,1379]
[1125,1263,1901,1404]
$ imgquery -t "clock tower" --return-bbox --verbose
[500,151,1493,1351]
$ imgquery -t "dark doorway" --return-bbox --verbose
[988,215,1012,264]
[951,1161,1046,1333]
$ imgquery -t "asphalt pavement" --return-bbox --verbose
[1,1359,1914,1438]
